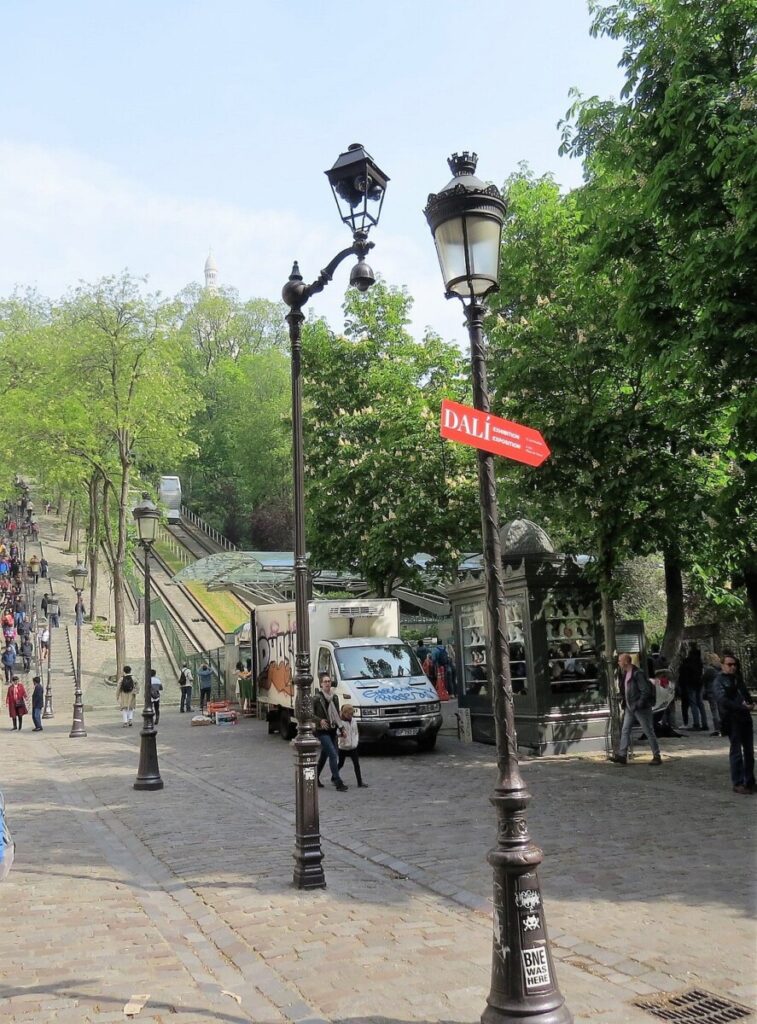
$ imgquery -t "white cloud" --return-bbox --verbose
[0,140,468,346]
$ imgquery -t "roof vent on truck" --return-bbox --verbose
[328,605,381,618]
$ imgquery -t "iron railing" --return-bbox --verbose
[180,506,238,552]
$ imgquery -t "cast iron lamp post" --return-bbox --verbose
[132,494,163,791]
[425,153,572,1024]
[281,143,389,890]
[42,596,59,718]
[68,561,88,738]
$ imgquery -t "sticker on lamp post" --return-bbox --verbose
[440,399,550,467]
[522,945,551,990]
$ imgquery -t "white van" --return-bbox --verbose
[254,599,442,750]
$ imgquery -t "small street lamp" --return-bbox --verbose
[132,494,163,791]
[42,596,59,719]
[425,153,572,1024]
[68,561,88,738]
[281,143,389,890]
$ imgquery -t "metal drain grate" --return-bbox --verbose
[634,988,754,1022]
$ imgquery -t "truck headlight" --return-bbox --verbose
[422,702,441,713]
[361,707,379,718]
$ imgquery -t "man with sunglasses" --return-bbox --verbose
[714,654,755,794]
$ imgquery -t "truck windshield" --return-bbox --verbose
[335,644,423,681]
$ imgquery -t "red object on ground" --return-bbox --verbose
[440,399,550,467]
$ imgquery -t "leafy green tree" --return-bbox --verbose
[302,282,479,596]
[560,0,757,629]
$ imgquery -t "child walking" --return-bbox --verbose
[337,704,366,788]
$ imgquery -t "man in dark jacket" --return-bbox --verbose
[714,653,755,794]
[610,653,662,765]
[31,676,44,731]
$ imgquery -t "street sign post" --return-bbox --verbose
[440,399,550,467]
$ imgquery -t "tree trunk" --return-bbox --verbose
[102,478,126,681]
[661,546,685,663]
[67,500,78,553]
[742,562,757,635]
[600,583,621,753]
[64,499,74,543]
[87,474,100,624]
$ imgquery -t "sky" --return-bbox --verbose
[0,1,625,346]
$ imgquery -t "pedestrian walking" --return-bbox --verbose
[178,663,193,712]
[679,645,708,731]
[337,704,365,787]
[39,557,48,579]
[2,643,17,683]
[314,672,348,791]
[198,663,212,712]
[150,669,163,724]
[40,593,48,617]
[74,598,85,627]
[31,676,44,731]
[20,637,32,673]
[28,555,39,584]
[702,652,723,736]
[5,676,28,731]
[610,653,663,766]
[714,653,755,795]
[50,603,60,628]
[39,626,49,661]
[116,666,138,727]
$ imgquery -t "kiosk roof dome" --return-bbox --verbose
[500,518,555,557]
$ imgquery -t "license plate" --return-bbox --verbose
[394,728,419,737]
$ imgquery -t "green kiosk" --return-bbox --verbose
[446,518,611,754]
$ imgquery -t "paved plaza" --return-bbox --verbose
[0,518,755,1023]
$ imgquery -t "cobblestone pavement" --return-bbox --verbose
[0,515,755,1023]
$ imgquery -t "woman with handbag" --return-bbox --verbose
[5,675,28,730]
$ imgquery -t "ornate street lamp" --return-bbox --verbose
[281,143,389,890]
[132,494,163,791]
[68,561,88,738]
[425,153,572,1024]
[42,596,59,719]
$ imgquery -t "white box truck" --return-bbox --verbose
[253,599,443,750]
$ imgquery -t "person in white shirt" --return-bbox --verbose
[149,669,163,724]
[337,705,366,788]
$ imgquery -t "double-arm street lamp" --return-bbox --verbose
[42,596,59,719]
[425,154,572,1024]
[132,494,163,791]
[281,143,389,890]
[68,561,88,738]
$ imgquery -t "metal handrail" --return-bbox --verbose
[180,505,238,552]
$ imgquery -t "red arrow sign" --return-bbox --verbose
[440,399,551,467]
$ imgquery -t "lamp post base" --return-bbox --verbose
[292,731,326,890]
[69,702,86,737]
[134,728,163,791]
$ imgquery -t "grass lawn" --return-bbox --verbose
[154,539,248,634]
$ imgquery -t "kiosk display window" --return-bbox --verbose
[459,598,529,697]
[545,593,601,699]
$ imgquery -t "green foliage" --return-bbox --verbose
[302,282,480,596]
[558,0,757,622]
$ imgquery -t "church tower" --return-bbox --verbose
[204,249,219,292]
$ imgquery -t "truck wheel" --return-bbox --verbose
[417,732,438,752]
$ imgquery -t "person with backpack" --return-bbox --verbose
[116,665,138,727]
[178,663,193,713]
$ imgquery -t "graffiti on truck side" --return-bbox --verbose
[257,620,296,697]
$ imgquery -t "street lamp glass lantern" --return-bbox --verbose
[325,143,389,235]
[69,561,88,591]
[424,151,506,300]
[132,493,160,545]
